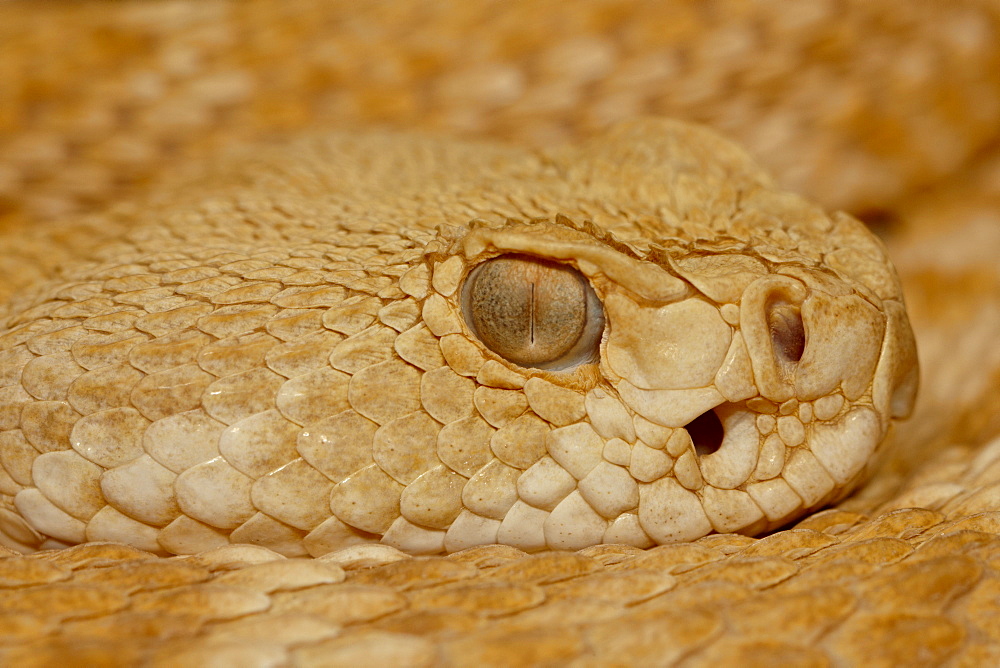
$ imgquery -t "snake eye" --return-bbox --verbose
[461,254,605,370]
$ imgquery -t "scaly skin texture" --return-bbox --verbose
[1,1,1000,665]
[0,120,916,556]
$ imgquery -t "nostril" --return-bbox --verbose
[688,409,724,456]
[767,300,805,363]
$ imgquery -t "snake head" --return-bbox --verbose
[0,119,918,556]
[438,120,919,549]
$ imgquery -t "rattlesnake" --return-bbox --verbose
[2,1,1000,665]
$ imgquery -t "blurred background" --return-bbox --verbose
[3,0,1000,221]
[1,0,999,493]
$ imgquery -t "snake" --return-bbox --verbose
[1,0,1000,664]
[0,116,919,557]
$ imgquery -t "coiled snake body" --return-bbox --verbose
[1,1,999,665]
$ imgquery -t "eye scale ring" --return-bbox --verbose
[461,254,604,370]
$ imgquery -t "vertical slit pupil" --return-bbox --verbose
[529,281,535,344]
